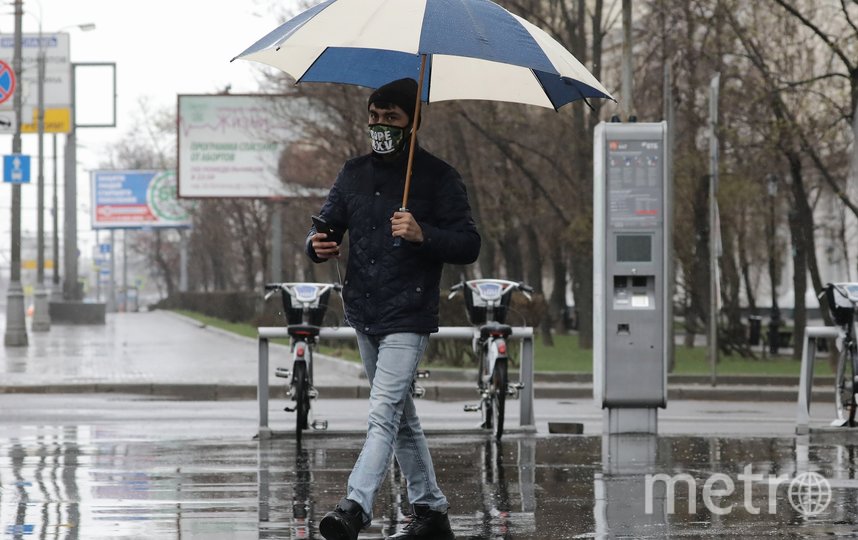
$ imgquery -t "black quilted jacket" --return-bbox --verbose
[306,144,480,335]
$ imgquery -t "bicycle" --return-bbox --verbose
[449,279,532,440]
[264,282,341,442]
[821,282,858,427]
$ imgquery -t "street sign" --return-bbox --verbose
[0,85,33,134]
[0,59,15,105]
[0,34,72,133]
[3,153,30,184]
[0,110,15,132]
[99,243,111,254]
[22,107,71,133]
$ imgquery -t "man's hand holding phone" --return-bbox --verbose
[311,215,341,259]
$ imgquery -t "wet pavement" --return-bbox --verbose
[2,394,858,538]
[0,310,364,391]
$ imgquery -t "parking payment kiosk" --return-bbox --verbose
[593,122,671,434]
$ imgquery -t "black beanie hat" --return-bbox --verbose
[367,78,419,125]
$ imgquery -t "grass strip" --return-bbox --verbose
[173,310,809,375]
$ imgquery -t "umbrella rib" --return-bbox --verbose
[529,69,560,112]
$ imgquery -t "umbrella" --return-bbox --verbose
[232,0,614,209]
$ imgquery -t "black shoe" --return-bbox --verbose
[320,498,364,540]
[386,504,455,539]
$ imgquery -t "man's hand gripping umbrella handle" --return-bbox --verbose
[394,54,427,247]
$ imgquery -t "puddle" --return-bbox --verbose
[1,428,857,538]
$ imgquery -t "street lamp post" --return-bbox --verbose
[4,0,27,346]
[767,174,780,356]
[51,133,60,300]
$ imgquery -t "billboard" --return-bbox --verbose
[91,170,192,229]
[178,94,321,198]
[0,33,72,133]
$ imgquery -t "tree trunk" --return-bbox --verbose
[737,207,757,314]
[686,174,710,347]
[550,248,568,334]
[154,230,175,297]
[789,208,807,360]
[501,228,524,281]
[525,224,553,346]
[718,224,749,354]
[449,119,494,278]
[570,250,593,349]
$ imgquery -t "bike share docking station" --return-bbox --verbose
[593,121,671,435]
[256,326,536,439]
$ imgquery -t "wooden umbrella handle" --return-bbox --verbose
[401,54,427,210]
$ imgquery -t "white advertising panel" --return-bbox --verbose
[178,94,317,198]
[91,170,192,229]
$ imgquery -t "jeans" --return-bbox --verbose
[346,331,448,523]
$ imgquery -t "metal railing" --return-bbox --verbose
[795,326,840,434]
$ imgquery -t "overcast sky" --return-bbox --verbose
[0,0,295,268]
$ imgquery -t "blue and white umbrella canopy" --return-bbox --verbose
[233,0,614,110]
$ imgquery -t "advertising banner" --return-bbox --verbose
[178,94,322,198]
[91,170,191,229]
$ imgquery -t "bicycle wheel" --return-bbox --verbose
[293,361,310,441]
[491,359,508,440]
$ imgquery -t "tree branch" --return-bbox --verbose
[728,8,858,222]
[456,105,571,226]
[770,0,856,72]
[841,0,858,36]
[776,71,851,91]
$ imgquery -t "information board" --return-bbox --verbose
[606,139,663,229]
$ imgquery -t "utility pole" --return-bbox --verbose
[63,64,79,300]
[107,229,115,312]
[122,229,128,311]
[32,36,50,331]
[51,133,61,300]
[708,73,721,386]
[4,0,28,346]
[621,0,634,120]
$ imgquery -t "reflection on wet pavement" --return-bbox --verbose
[2,428,858,538]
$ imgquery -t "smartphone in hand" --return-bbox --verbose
[312,215,342,245]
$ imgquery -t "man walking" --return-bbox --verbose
[307,77,480,540]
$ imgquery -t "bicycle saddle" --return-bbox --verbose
[479,323,513,340]
[287,324,322,338]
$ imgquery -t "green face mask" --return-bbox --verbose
[368,124,407,155]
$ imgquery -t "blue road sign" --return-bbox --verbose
[3,154,30,184]
[99,243,111,254]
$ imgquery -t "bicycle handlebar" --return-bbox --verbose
[447,279,533,300]
[263,282,343,302]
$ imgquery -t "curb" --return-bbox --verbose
[0,382,820,403]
